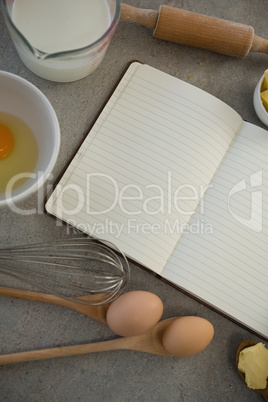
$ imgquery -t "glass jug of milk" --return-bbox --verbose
[2,0,120,82]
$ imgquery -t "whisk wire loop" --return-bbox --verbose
[0,237,130,305]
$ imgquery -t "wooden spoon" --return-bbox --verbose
[236,340,268,401]
[0,286,109,324]
[120,3,268,58]
[0,317,212,366]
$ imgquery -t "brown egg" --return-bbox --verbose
[162,316,214,357]
[106,290,163,337]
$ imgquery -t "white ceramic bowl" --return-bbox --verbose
[0,71,60,207]
[253,74,268,127]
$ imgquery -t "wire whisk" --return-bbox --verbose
[0,237,130,305]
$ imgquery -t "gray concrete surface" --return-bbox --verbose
[0,0,267,401]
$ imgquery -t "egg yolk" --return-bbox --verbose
[0,123,14,159]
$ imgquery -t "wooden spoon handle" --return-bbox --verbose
[0,286,66,305]
[120,3,268,58]
[0,286,108,324]
[0,318,176,365]
[262,390,268,401]
[0,338,126,366]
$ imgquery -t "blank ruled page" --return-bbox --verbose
[163,122,268,338]
[46,62,242,274]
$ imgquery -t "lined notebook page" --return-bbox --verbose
[46,62,242,274]
[163,122,268,338]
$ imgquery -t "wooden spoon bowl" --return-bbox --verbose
[236,340,268,401]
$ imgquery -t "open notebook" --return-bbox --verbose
[46,62,268,339]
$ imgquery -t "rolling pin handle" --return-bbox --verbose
[250,35,268,54]
[120,3,158,29]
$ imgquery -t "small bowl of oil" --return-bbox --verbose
[0,71,60,207]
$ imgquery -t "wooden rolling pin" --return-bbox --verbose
[120,3,268,58]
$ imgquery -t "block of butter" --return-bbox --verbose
[238,343,268,389]
[262,69,268,91]
[261,69,268,111]
[261,90,268,111]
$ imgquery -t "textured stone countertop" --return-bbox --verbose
[0,1,267,401]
